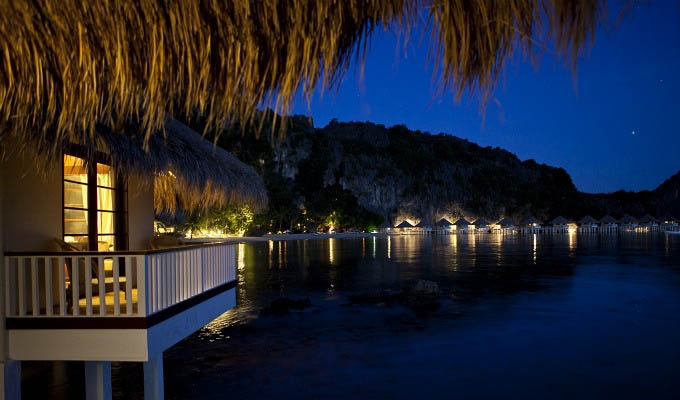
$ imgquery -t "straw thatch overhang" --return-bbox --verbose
[2,117,267,213]
[497,218,515,227]
[578,215,598,225]
[0,0,607,148]
[396,221,414,229]
[549,216,569,225]
[437,218,453,227]
[453,218,471,226]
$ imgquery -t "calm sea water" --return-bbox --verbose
[30,233,680,399]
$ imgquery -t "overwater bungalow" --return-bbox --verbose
[548,216,571,233]
[378,221,393,233]
[415,220,433,234]
[436,218,454,235]
[638,214,660,232]
[520,216,543,234]
[395,220,416,234]
[472,218,492,233]
[660,215,679,232]
[619,215,639,232]
[599,215,619,232]
[0,119,267,399]
[453,218,472,233]
[578,216,599,233]
[496,218,517,234]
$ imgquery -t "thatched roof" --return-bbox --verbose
[659,214,678,223]
[416,220,431,228]
[599,215,617,224]
[549,216,569,225]
[619,214,638,224]
[0,0,607,151]
[472,218,491,227]
[4,117,267,213]
[521,216,542,226]
[396,220,414,228]
[578,215,598,225]
[380,221,392,229]
[639,214,659,224]
[437,218,453,227]
[453,217,471,226]
[497,218,515,227]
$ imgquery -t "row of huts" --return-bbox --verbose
[389,214,679,234]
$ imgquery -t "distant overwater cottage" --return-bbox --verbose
[548,216,571,233]
[453,218,472,233]
[416,220,433,234]
[619,215,639,231]
[638,215,660,232]
[660,215,679,232]
[495,218,516,234]
[520,216,542,234]
[472,218,492,233]
[395,220,415,234]
[437,218,454,234]
[599,215,619,232]
[578,215,599,233]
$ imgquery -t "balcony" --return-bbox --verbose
[3,242,237,362]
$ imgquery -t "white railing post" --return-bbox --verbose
[5,257,11,317]
[45,258,53,316]
[18,258,25,316]
[84,256,93,316]
[98,256,105,316]
[58,256,66,316]
[124,255,133,316]
[137,255,148,317]
[71,256,79,316]
[113,257,120,316]
[30,257,38,316]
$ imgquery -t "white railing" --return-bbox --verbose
[4,243,236,318]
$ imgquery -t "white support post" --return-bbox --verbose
[1,361,21,400]
[84,361,112,400]
[143,354,164,400]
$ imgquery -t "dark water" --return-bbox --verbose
[29,233,680,399]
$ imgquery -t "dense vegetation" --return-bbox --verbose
[164,113,678,235]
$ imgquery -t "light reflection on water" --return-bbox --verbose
[158,233,680,400]
[215,233,680,331]
[29,233,680,399]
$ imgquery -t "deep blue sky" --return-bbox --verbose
[292,1,680,194]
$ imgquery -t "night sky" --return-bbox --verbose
[292,1,680,194]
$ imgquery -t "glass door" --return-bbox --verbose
[63,153,127,251]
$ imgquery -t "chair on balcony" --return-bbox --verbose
[49,239,102,312]
[150,235,182,249]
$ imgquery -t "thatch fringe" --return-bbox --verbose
[0,0,608,148]
[1,117,267,213]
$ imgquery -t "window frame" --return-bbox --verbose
[62,145,128,251]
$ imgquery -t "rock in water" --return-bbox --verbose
[261,297,312,315]
[405,280,441,311]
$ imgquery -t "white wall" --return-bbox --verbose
[1,159,6,362]
[127,174,155,250]
[1,149,62,252]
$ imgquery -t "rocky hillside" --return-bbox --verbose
[215,114,678,230]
